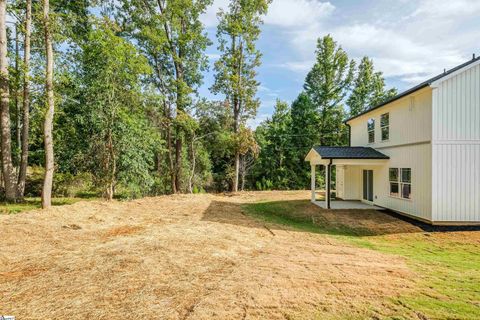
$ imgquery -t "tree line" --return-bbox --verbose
[0,0,395,205]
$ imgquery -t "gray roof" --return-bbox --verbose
[345,55,480,123]
[313,146,389,159]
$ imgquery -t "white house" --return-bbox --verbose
[305,56,480,225]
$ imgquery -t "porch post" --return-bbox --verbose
[310,164,316,202]
[326,160,332,209]
[324,165,328,208]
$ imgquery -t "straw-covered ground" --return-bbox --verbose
[1,191,479,319]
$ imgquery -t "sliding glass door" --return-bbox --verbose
[363,170,374,202]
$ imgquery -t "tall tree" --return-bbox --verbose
[211,0,270,192]
[304,35,355,147]
[0,0,16,201]
[17,0,32,198]
[347,56,397,117]
[41,0,55,208]
[253,100,292,189]
[79,21,158,200]
[117,0,212,193]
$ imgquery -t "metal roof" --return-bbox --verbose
[345,55,480,123]
[313,146,389,159]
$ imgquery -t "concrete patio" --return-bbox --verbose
[314,200,385,210]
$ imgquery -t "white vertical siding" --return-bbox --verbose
[349,88,432,148]
[374,143,432,221]
[341,143,432,221]
[432,62,480,222]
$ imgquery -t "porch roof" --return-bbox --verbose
[309,146,389,160]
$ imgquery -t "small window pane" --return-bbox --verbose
[402,183,411,199]
[390,182,399,197]
[389,168,399,182]
[401,168,411,183]
[381,126,389,141]
[368,130,375,143]
[381,113,389,127]
[367,118,375,131]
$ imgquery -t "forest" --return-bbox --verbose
[0,0,397,206]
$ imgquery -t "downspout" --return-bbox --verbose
[327,159,332,209]
[346,123,351,147]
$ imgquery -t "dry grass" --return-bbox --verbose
[0,191,476,319]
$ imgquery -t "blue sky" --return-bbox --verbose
[198,0,480,127]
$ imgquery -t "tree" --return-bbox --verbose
[347,56,397,117]
[41,0,54,208]
[304,35,355,147]
[79,20,158,200]
[117,0,212,193]
[252,100,292,189]
[0,0,16,201]
[288,92,319,188]
[17,0,32,198]
[211,0,270,192]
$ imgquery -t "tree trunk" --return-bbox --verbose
[0,0,16,202]
[15,24,20,165]
[233,151,239,192]
[188,135,195,194]
[17,0,31,198]
[175,134,182,192]
[41,0,54,209]
[167,122,176,194]
[105,129,115,201]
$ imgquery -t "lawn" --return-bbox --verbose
[244,199,480,319]
[0,191,478,319]
[0,197,92,214]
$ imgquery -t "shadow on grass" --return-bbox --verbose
[201,199,429,237]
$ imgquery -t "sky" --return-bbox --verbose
[198,0,480,127]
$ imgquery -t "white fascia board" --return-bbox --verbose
[430,59,480,88]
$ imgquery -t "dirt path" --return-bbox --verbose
[0,191,414,319]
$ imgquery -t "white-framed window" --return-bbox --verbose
[367,118,375,143]
[401,168,411,199]
[389,167,411,199]
[381,113,389,141]
[389,168,399,197]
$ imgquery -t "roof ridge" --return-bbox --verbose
[345,55,480,123]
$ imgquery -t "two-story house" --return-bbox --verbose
[305,56,480,225]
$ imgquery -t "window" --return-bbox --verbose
[401,168,411,199]
[367,118,375,143]
[389,168,399,197]
[381,113,389,141]
[389,167,411,199]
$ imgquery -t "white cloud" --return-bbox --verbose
[201,0,229,27]
[264,0,334,27]
[409,0,480,19]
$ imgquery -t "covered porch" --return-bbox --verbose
[305,146,389,210]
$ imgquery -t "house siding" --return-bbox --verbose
[431,62,480,222]
[346,88,433,221]
[349,87,432,148]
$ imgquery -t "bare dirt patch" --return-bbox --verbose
[0,191,423,319]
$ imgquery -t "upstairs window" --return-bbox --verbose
[381,113,389,141]
[367,118,375,143]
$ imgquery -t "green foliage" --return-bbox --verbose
[304,35,354,147]
[347,56,397,117]
[76,20,161,198]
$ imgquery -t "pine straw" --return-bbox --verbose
[1,191,417,319]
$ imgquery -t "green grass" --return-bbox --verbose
[243,200,480,320]
[0,197,93,214]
